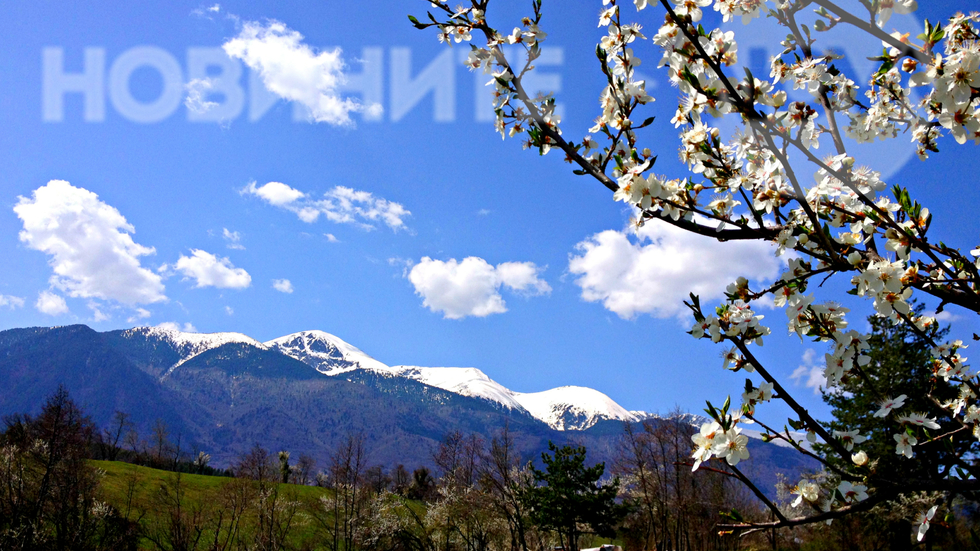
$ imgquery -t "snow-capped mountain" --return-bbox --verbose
[0,323,820,494]
[371,367,639,430]
[257,329,641,430]
[513,386,639,430]
[264,330,389,375]
[121,326,267,377]
[382,366,527,412]
[123,326,670,431]
[258,330,652,430]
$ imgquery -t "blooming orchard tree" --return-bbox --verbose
[412,0,980,540]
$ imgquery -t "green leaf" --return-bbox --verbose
[719,508,744,522]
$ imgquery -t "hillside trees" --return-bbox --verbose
[0,387,138,550]
[410,0,980,539]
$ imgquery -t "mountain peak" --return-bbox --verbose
[264,330,389,375]
[123,326,269,377]
[513,386,638,430]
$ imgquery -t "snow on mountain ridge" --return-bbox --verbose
[262,330,642,430]
[383,366,527,412]
[513,386,639,430]
[124,326,268,377]
[153,327,710,433]
[374,370,636,430]
[264,330,389,375]
[127,326,807,440]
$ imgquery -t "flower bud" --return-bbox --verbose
[851,451,869,466]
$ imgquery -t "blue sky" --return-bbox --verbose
[1,0,978,421]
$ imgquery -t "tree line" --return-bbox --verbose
[2,385,978,551]
[0,385,743,551]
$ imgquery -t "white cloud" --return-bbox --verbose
[272,278,294,293]
[127,308,151,323]
[933,310,962,323]
[222,19,380,125]
[243,181,410,231]
[88,302,110,322]
[174,249,252,289]
[324,233,339,243]
[191,3,220,17]
[496,262,552,296]
[319,186,410,230]
[36,291,69,316]
[567,220,781,320]
[225,306,234,315]
[0,295,25,309]
[185,78,219,115]
[242,181,305,206]
[388,257,414,277]
[791,348,826,395]
[14,180,166,306]
[223,228,245,250]
[408,257,550,319]
[156,321,198,333]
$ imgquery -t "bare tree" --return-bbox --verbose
[151,419,171,468]
[278,451,291,484]
[364,465,391,495]
[144,471,207,551]
[478,424,534,551]
[393,464,411,496]
[295,453,317,486]
[614,415,750,551]
[310,432,368,551]
[0,387,137,550]
[231,444,300,551]
[97,410,131,462]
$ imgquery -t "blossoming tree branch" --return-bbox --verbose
[411,0,980,540]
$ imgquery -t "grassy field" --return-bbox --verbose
[91,460,615,551]
[92,460,338,549]
[93,459,330,510]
